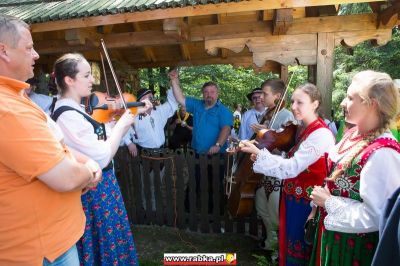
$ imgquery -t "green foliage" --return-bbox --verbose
[338,3,372,15]
[139,65,276,110]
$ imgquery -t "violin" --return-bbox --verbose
[226,74,297,217]
[83,91,145,123]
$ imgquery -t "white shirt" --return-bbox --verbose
[324,132,400,233]
[233,110,242,121]
[29,91,54,115]
[238,108,266,140]
[54,98,112,169]
[253,127,335,179]
[131,89,178,148]
[324,118,338,136]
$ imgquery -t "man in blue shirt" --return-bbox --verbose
[169,70,232,154]
[169,69,233,213]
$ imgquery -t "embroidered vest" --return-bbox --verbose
[283,118,330,200]
[327,137,400,201]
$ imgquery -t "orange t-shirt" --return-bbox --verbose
[0,76,85,265]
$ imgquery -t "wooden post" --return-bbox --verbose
[280,65,288,84]
[316,32,334,119]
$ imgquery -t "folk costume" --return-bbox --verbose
[309,129,400,266]
[52,98,138,266]
[254,107,295,251]
[252,118,334,265]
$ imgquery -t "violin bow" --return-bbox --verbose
[269,69,295,129]
[100,39,127,109]
[99,51,111,97]
[100,39,140,139]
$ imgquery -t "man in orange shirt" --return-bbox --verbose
[0,15,102,265]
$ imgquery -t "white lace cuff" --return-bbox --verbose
[253,149,273,173]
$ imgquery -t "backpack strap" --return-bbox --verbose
[51,105,107,140]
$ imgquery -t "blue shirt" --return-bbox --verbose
[186,97,233,153]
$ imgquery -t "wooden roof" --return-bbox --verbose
[4,0,399,73]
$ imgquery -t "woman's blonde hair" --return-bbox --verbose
[330,70,400,180]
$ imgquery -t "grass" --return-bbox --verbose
[132,225,276,266]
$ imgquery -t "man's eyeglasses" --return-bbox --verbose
[252,96,261,100]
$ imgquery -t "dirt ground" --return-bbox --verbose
[132,225,276,266]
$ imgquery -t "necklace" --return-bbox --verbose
[337,128,373,154]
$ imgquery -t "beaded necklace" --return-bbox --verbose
[337,127,374,155]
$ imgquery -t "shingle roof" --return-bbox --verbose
[0,0,244,23]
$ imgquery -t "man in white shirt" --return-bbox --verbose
[126,87,180,210]
[238,88,266,140]
[127,88,178,151]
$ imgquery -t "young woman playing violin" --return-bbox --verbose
[51,53,152,265]
[252,79,295,255]
[241,83,335,266]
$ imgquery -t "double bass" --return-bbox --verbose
[225,76,297,217]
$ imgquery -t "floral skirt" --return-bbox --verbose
[310,218,378,266]
[279,193,312,266]
[76,169,139,266]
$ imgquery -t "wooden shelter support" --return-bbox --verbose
[317,32,335,119]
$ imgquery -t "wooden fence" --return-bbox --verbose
[114,147,263,237]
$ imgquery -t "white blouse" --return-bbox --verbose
[324,132,400,233]
[54,98,112,169]
[253,127,335,179]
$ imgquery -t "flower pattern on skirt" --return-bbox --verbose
[77,169,139,266]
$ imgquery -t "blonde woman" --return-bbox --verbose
[310,70,400,266]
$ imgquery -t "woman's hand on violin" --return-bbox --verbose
[310,186,331,208]
[251,124,267,133]
[118,109,136,128]
[240,140,261,156]
[137,99,153,114]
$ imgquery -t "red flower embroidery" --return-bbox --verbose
[365,242,374,250]
[347,238,355,248]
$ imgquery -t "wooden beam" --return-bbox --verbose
[180,43,191,60]
[133,23,156,62]
[378,2,400,27]
[205,34,318,66]
[64,28,102,46]
[217,14,230,59]
[263,7,305,20]
[316,32,335,119]
[190,14,392,42]
[163,18,189,40]
[30,0,381,33]
[272,8,293,35]
[335,28,392,47]
[35,31,181,54]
